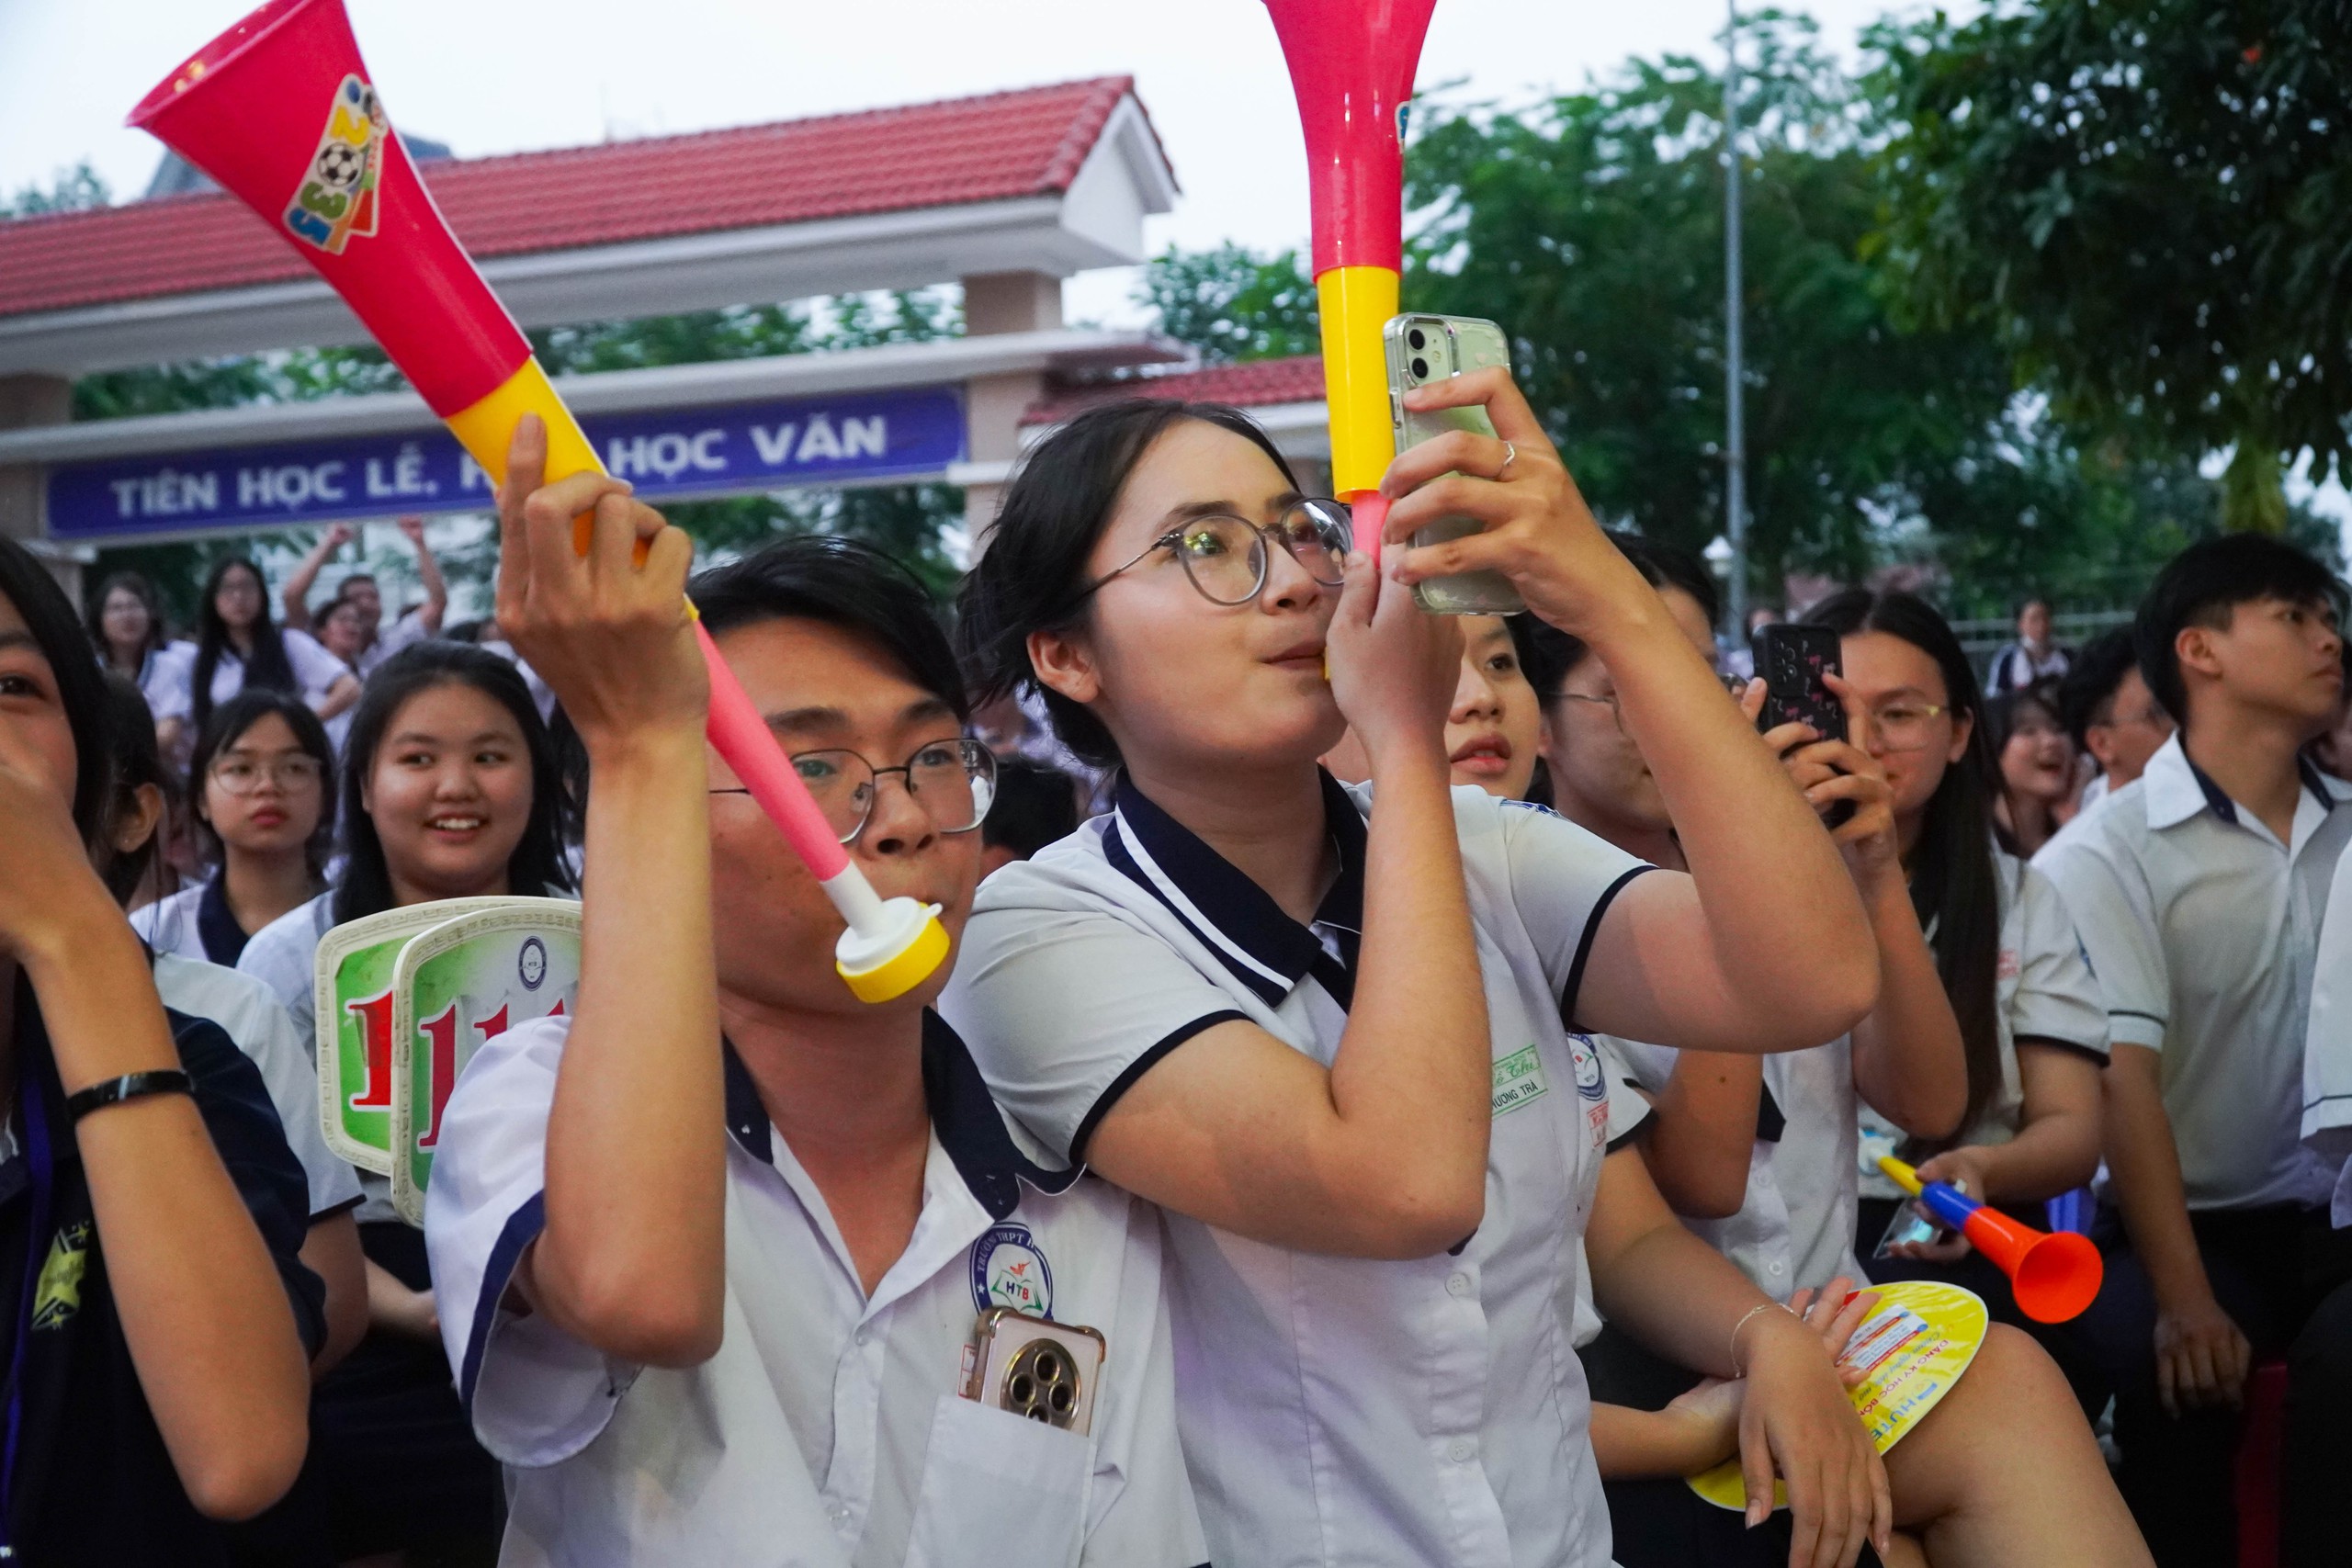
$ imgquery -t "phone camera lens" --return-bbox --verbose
[1050,1383,1074,1413]
[1410,357,1430,379]
[1010,1374,1035,1404]
[1408,328,1427,350]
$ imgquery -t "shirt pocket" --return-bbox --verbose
[903,1393,1091,1568]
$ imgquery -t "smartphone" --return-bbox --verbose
[960,1307,1106,1437]
[1752,623,1852,829]
[1872,1201,1955,1258]
[1384,313,1526,616]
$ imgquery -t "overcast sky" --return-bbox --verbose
[0,0,1925,327]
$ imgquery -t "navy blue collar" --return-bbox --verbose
[1104,768,1367,1010]
[196,874,250,967]
[2181,752,2340,829]
[721,1011,1078,1222]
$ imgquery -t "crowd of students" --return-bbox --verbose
[0,367,2346,1568]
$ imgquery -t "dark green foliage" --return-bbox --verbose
[1869,0,2352,527]
[1134,243,1321,365]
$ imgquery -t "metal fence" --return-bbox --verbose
[1949,609,2136,682]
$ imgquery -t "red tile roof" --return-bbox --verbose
[1023,355,1327,424]
[0,76,1159,322]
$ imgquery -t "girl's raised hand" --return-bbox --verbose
[1324,549,1464,769]
[1376,367,1661,642]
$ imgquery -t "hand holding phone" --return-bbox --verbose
[1384,314,1525,616]
[1751,623,1854,829]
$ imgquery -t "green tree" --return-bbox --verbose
[1867,0,2352,530]
[1134,243,1320,364]
[2,161,108,218]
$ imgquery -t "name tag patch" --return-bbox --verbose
[1492,1044,1550,1117]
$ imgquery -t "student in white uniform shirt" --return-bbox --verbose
[2035,536,2352,1568]
[157,558,360,741]
[429,439,1204,1567]
[1792,597,2109,1394]
[86,570,195,759]
[241,639,575,1563]
[947,385,1928,1568]
[96,670,369,1376]
[2052,629,2174,831]
[281,517,449,678]
[135,691,335,968]
[1510,558,2143,1566]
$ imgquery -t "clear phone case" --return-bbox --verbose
[1384,313,1526,616]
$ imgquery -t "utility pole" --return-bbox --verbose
[1723,0,1750,633]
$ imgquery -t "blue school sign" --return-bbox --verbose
[45,386,967,541]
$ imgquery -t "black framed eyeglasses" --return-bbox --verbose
[1083,499,1353,607]
[711,738,997,844]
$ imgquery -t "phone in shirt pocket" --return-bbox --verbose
[962,1307,1106,1437]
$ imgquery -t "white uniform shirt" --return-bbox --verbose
[133,874,255,967]
[156,630,352,718]
[129,639,198,726]
[2299,837,2352,1222]
[151,949,364,1221]
[1603,1032,1861,1297]
[240,891,397,1223]
[355,607,432,678]
[1568,1055,1658,1349]
[942,774,1652,1568]
[424,1011,1206,1568]
[1857,847,2109,1200]
[2036,734,2352,1210]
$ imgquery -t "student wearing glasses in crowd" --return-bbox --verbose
[1797,594,2109,1402]
[133,692,336,968]
[947,377,1932,1568]
[281,517,449,678]
[1509,548,2142,1566]
[158,558,360,743]
[238,639,575,1565]
[2036,536,2352,1568]
[423,424,1204,1566]
[0,539,318,1564]
[86,570,190,757]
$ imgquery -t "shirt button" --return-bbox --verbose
[1768,1261,1786,1277]
[1446,1273,1474,1298]
[854,1328,870,1347]
[1448,1438,1477,1464]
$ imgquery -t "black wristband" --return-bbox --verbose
[65,1070,195,1122]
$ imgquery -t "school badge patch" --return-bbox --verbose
[283,74,386,254]
[31,1222,90,1332]
[970,1223,1052,1317]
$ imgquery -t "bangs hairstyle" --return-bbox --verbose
[1805,589,2001,1143]
[188,689,338,876]
[692,535,967,723]
[2135,534,2346,727]
[0,537,114,846]
[86,570,169,665]
[334,642,574,924]
[1510,532,1719,700]
[191,557,296,731]
[957,399,1303,771]
[1983,679,2064,772]
[96,671,179,906]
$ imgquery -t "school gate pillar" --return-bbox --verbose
[960,271,1063,553]
[0,374,79,596]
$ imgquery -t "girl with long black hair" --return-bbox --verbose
[1802,593,2109,1359]
[163,558,358,737]
[135,691,336,968]
[237,640,573,1563]
[87,569,190,755]
[0,537,315,1562]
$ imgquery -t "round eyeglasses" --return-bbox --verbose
[1085,499,1352,607]
[711,738,997,845]
[209,755,325,795]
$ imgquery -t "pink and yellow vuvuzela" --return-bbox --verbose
[129,0,948,1002]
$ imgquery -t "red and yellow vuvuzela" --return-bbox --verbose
[129,0,948,1003]
[1262,0,1441,547]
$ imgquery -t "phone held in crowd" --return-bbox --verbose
[1385,312,1527,616]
